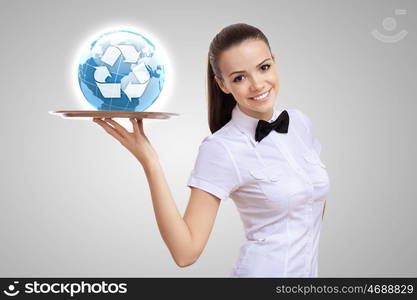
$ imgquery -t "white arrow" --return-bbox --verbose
[94,66,111,83]
[131,61,150,84]
[101,45,141,66]
[117,45,140,63]
[123,81,148,101]
[100,46,121,67]
[97,83,121,98]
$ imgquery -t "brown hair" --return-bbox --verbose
[207,23,272,133]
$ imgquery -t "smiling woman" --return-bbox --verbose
[213,39,279,122]
[93,23,330,277]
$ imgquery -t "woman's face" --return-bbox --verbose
[215,39,279,121]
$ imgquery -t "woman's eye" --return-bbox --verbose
[261,64,271,71]
[233,75,244,82]
[233,64,270,83]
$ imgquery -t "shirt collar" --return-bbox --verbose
[231,104,282,146]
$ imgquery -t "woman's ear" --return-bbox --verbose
[214,76,230,94]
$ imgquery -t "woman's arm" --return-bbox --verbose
[93,118,220,267]
[143,159,221,267]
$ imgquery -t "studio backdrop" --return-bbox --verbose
[0,0,416,277]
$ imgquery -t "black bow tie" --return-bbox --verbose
[255,110,289,142]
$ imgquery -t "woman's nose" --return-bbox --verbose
[249,75,264,92]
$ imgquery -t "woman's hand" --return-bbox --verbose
[93,117,159,166]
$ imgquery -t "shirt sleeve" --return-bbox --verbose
[187,137,241,201]
[295,109,322,156]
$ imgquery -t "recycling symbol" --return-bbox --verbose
[93,44,150,101]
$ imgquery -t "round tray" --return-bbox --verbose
[49,110,180,119]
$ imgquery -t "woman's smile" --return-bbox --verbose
[249,88,272,102]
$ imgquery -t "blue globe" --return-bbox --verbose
[78,30,165,111]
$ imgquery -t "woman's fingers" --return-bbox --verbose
[130,118,145,135]
[130,118,140,134]
[103,118,129,138]
[137,119,145,135]
[93,118,124,141]
[93,117,145,142]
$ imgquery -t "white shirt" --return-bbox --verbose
[187,104,330,277]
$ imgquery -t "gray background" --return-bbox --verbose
[0,0,416,277]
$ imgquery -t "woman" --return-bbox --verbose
[93,23,330,277]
